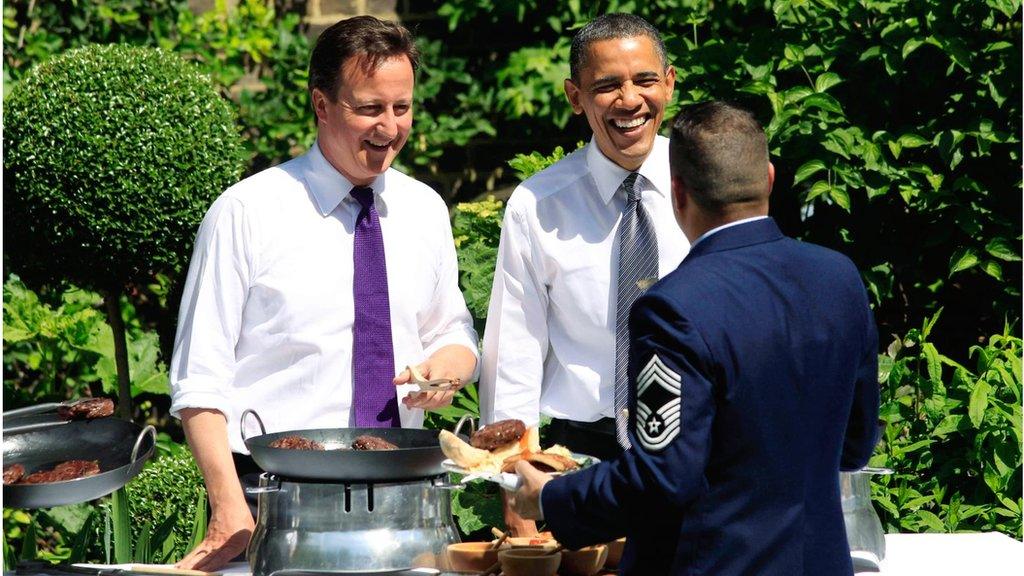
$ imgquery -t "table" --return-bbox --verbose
[212,533,1023,575]
[872,533,1022,575]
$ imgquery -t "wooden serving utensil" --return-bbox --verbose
[490,531,510,550]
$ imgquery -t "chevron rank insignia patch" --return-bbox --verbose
[635,353,682,451]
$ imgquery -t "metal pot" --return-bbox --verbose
[246,473,462,575]
[841,467,891,570]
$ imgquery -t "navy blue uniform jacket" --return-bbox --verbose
[541,218,879,575]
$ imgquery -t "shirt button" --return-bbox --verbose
[620,408,629,419]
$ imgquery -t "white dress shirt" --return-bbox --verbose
[480,136,690,426]
[170,142,479,453]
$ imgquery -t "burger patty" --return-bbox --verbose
[470,419,526,451]
[3,464,25,485]
[22,460,101,484]
[58,398,115,420]
[269,436,325,450]
[351,435,398,451]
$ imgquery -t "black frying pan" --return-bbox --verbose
[3,419,155,508]
[241,409,449,482]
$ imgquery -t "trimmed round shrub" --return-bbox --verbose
[4,44,245,288]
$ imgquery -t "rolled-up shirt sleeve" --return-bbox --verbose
[479,204,550,426]
[418,210,480,377]
[169,194,253,419]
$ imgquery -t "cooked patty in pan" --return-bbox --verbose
[21,460,101,484]
[351,435,398,450]
[3,464,25,485]
[58,398,115,420]
[269,435,325,450]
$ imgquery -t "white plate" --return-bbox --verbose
[441,453,600,491]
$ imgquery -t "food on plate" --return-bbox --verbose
[351,435,398,450]
[469,418,526,451]
[500,452,579,474]
[269,435,325,450]
[3,464,25,485]
[58,397,115,420]
[439,418,578,474]
[21,460,101,483]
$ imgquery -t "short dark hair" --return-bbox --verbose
[569,13,667,82]
[308,15,419,103]
[669,101,770,211]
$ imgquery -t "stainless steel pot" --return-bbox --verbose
[246,473,461,575]
[841,467,891,570]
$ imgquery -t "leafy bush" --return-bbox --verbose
[4,44,244,288]
[871,312,1022,537]
[3,276,169,408]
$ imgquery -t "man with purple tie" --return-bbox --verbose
[169,16,478,571]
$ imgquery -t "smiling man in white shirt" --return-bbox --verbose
[479,13,689,534]
[169,16,478,571]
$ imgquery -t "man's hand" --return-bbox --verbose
[395,344,477,411]
[176,504,254,571]
[394,362,457,410]
[510,461,553,520]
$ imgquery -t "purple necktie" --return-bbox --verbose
[351,186,400,427]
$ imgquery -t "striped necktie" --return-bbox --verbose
[614,172,658,448]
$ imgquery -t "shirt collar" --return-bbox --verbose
[305,139,389,217]
[585,136,669,205]
[690,215,771,250]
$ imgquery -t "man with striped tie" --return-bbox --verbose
[479,13,689,535]
[169,16,478,571]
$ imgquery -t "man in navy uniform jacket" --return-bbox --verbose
[511,101,880,575]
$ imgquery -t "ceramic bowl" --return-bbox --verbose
[604,537,627,569]
[561,544,609,576]
[445,541,505,572]
[498,547,562,576]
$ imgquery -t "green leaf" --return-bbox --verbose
[187,489,208,551]
[829,186,851,211]
[807,180,831,201]
[814,72,842,92]
[985,238,1021,261]
[112,487,132,563]
[969,381,991,428]
[902,38,924,59]
[982,261,1003,280]
[793,159,827,185]
[915,510,947,532]
[948,247,980,275]
[802,93,844,115]
[923,343,942,382]
[986,0,1021,18]
[899,133,930,149]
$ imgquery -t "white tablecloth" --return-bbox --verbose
[875,533,1022,575]
[214,532,1023,575]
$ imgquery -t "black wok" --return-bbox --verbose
[241,409,450,482]
[3,418,155,508]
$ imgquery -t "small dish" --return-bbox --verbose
[497,548,561,576]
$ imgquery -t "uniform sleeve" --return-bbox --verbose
[478,204,549,426]
[169,194,253,419]
[541,293,715,548]
[840,298,880,470]
[417,207,480,375]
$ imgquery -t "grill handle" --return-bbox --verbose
[453,414,476,437]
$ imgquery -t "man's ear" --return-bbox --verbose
[564,78,583,115]
[767,161,776,197]
[671,175,687,209]
[311,88,328,124]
